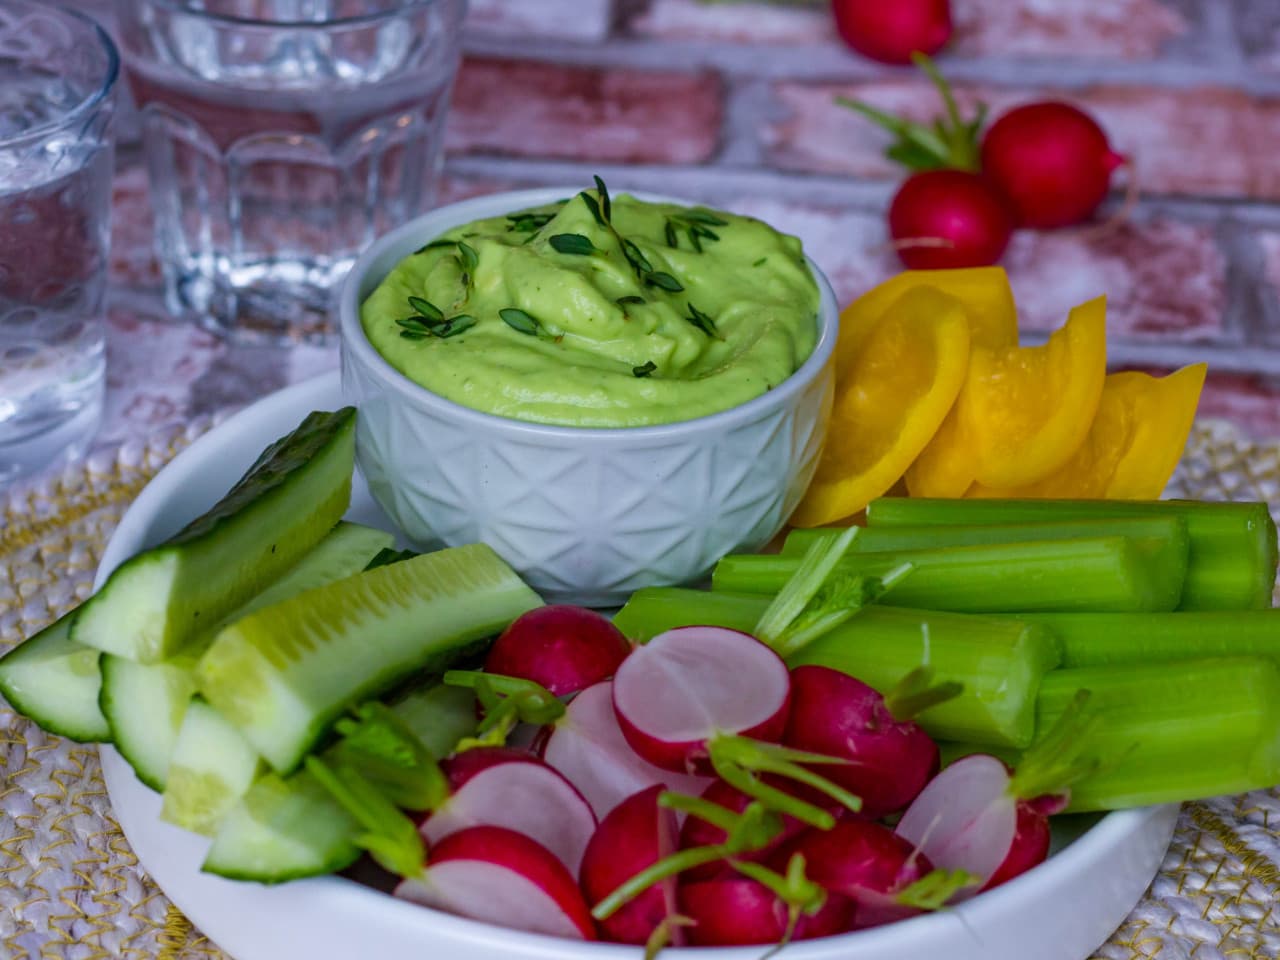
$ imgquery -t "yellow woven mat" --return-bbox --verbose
[2,418,1279,960]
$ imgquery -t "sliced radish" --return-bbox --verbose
[785,665,940,818]
[679,779,809,882]
[678,876,853,946]
[983,801,1052,892]
[394,825,596,940]
[612,626,791,774]
[579,785,681,945]
[485,606,632,697]
[422,747,596,874]
[894,753,1018,895]
[541,681,710,819]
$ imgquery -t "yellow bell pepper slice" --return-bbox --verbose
[792,286,971,527]
[834,267,1018,386]
[969,364,1207,500]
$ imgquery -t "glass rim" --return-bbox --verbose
[138,0,455,30]
[0,1,120,149]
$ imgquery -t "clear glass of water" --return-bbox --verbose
[118,0,467,344]
[0,1,118,485]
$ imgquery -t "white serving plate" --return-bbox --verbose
[98,370,1179,960]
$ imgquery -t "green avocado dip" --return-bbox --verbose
[360,184,820,428]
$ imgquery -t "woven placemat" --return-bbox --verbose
[2,418,1279,960]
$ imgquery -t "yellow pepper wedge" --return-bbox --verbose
[834,267,1018,386]
[969,364,1207,500]
[792,286,971,527]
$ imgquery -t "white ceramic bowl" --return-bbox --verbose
[339,188,839,606]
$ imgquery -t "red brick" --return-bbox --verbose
[467,0,615,43]
[1003,218,1227,341]
[952,0,1187,59]
[1194,372,1280,441]
[448,58,723,165]
[628,0,833,44]
[765,80,1280,201]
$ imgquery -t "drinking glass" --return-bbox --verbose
[118,0,467,344]
[0,1,118,485]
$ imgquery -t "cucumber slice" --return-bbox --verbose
[102,522,395,792]
[0,613,108,743]
[197,543,542,774]
[202,769,360,883]
[73,407,356,663]
[203,679,474,883]
[101,653,199,791]
[161,699,263,836]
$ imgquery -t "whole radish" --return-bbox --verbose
[421,747,597,874]
[889,170,1014,269]
[981,102,1127,229]
[784,665,953,818]
[579,785,681,945]
[679,874,853,946]
[678,779,812,881]
[787,820,929,905]
[394,825,597,939]
[484,605,632,697]
[832,0,952,65]
[612,626,792,775]
[895,693,1098,895]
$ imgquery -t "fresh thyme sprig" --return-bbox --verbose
[397,296,476,340]
[685,302,720,338]
[499,307,558,341]
[664,208,728,252]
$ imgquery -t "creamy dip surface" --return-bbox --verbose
[360,189,820,428]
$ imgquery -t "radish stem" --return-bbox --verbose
[894,868,981,910]
[865,497,1278,610]
[329,702,449,812]
[305,756,425,879]
[883,667,964,723]
[1008,690,1100,805]
[591,845,737,921]
[709,735,863,820]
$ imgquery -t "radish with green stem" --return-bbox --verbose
[394,826,598,940]
[443,670,565,751]
[540,680,711,819]
[611,625,792,774]
[678,779,813,881]
[895,691,1099,894]
[785,665,958,818]
[484,606,632,697]
[421,747,597,874]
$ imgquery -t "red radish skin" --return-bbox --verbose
[679,779,811,881]
[484,605,632,697]
[784,666,940,818]
[541,681,711,819]
[981,102,1126,229]
[983,799,1052,892]
[422,748,597,874]
[612,626,792,774]
[888,170,1014,269]
[832,0,951,65]
[679,876,854,946]
[394,826,597,940]
[579,785,682,945]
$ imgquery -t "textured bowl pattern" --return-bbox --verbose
[340,188,838,605]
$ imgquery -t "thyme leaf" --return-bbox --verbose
[506,211,557,233]
[664,221,679,249]
[414,238,457,254]
[457,241,479,272]
[580,191,606,228]
[594,174,612,223]
[621,239,653,275]
[682,208,729,226]
[437,315,476,338]
[633,360,657,378]
[616,295,646,306]
[685,302,718,337]
[549,233,598,256]
[647,271,685,293]
[500,308,543,337]
[406,297,444,322]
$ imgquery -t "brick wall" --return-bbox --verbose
[87,0,1280,438]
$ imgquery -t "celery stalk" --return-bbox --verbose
[866,498,1278,610]
[1017,611,1280,669]
[1037,657,1280,812]
[782,516,1186,558]
[713,536,1186,613]
[613,588,1060,749]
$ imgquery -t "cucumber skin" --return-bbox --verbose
[0,613,109,743]
[72,407,357,663]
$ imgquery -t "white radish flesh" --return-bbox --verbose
[541,681,710,819]
[612,626,791,773]
[894,753,1017,895]
[423,752,596,874]
[394,825,595,940]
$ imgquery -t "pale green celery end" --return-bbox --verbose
[612,588,767,642]
[754,527,859,647]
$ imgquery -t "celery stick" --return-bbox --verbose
[614,588,1060,748]
[1037,657,1280,812]
[1018,611,1280,669]
[866,498,1278,610]
[713,536,1185,613]
[781,516,1186,558]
